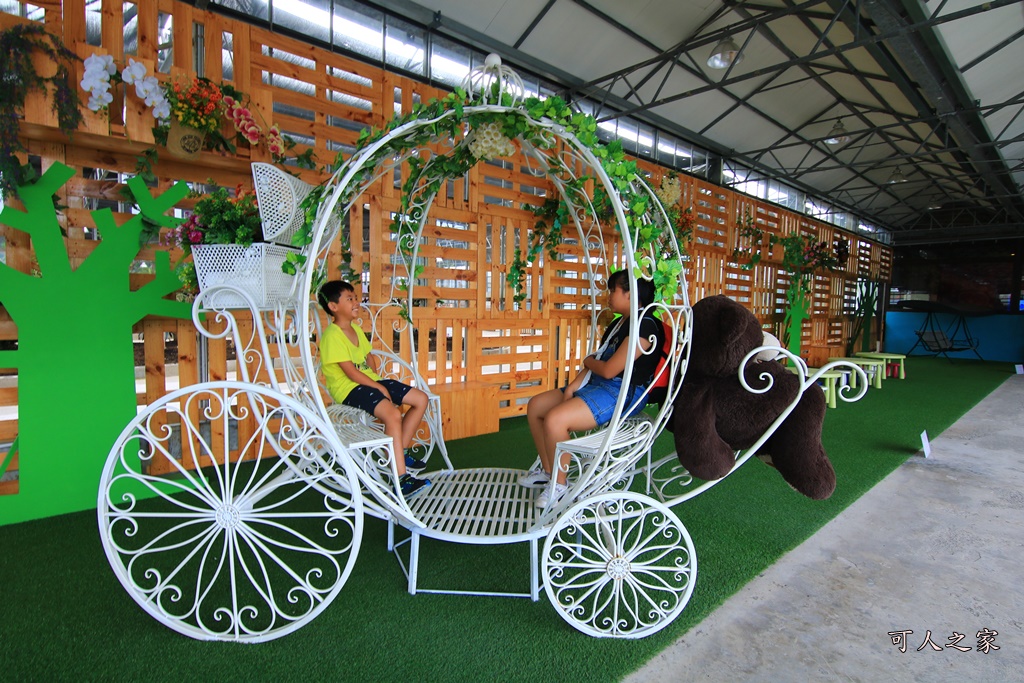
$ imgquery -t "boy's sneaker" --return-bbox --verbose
[536,483,568,509]
[400,473,431,499]
[518,465,550,488]
[405,453,428,474]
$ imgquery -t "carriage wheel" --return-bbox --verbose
[542,491,696,638]
[98,382,363,642]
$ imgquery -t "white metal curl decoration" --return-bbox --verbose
[738,346,868,404]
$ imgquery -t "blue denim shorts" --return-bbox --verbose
[342,379,412,415]
[574,375,648,425]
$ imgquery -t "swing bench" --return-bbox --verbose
[97,55,869,643]
[907,306,984,361]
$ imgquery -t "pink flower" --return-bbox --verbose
[222,95,235,108]
[187,230,203,243]
[268,142,283,155]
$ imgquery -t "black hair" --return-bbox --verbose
[607,270,655,309]
[318,280,354,314]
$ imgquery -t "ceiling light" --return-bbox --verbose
[824,119,849,145]
[887,166,907,184]
[707,36,744,69]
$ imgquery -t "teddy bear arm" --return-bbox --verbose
[672,382,741,481]
[760,384,836,500]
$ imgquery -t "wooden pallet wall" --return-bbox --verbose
[0,1,892,471]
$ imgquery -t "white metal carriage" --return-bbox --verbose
[98,56,867,642]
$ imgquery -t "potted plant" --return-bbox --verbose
[163,184,295,309]
[80,54,301,163]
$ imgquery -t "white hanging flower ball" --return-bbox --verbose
[468,121,515,160]
[655,174,682,207]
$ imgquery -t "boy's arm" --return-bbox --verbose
[365,350,381,376]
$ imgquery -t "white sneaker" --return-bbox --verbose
[518,466,550,488]
[536,483,568,508]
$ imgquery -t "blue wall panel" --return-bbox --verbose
[886,311,1024,363]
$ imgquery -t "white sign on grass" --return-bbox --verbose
[921,430,931,458]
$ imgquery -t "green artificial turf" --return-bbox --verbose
[0,357,1012,682]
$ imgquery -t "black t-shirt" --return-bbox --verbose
[597,311,665,388]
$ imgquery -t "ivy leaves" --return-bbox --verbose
[0,25,83,199]
[731,208,842,296]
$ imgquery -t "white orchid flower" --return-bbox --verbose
[82,65,111,82]
[135,75,161,100]
[152,100,171,121]
[144,91,167,108]
[84,54,116,76]
[88,91,114,111]
[80,73,109,94]
[122,58,148,85]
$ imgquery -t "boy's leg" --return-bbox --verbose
[399,387,428,451]
[527,389,567,474]
[372,399,406,475]
[540,397,598,484]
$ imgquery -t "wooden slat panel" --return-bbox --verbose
[2,0,887,452]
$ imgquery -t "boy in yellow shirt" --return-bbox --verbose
[318,280,431,498]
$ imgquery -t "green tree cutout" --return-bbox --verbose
[0,162,190,524]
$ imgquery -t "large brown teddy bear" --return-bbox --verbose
[671,295,836,499]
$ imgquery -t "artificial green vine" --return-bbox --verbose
[0,24,83,199]
[731,206,848,333]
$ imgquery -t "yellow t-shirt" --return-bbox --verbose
[320,322,381,403]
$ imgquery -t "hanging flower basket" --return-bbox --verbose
[192,243,297,309]
[166,118,206,160]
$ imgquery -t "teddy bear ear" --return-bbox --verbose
[756,332,783,362]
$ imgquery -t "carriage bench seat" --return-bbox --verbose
[407,467,539,539]
[330,419,392,453]
[322,404,407,505]
[392,466,545,600]
[388,413,658,601]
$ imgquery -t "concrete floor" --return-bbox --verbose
[626,374,1024,683]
